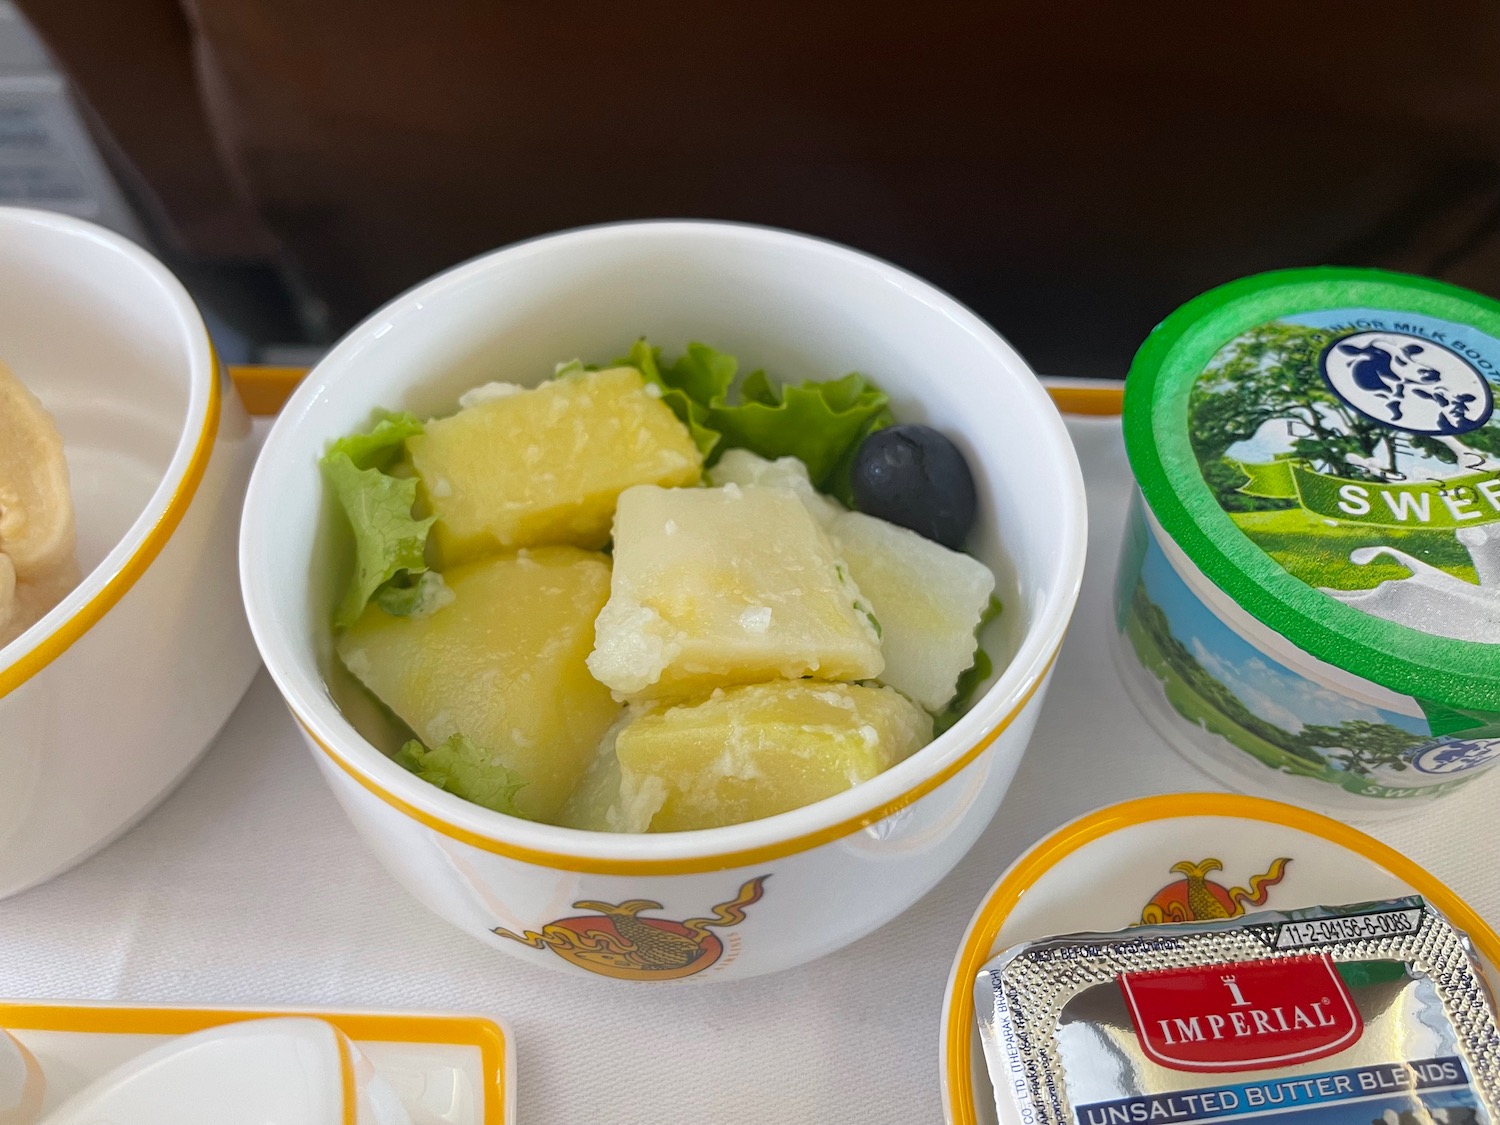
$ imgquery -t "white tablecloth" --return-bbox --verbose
[3,411,1495,1124]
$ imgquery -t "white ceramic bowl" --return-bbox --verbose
[0,208,261,898]
[241,221,1088,981]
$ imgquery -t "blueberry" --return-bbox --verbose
[849,424,977,549]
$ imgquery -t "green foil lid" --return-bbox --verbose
[1124,267,1500,713]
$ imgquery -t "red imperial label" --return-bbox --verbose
[1118,955,1363,1072]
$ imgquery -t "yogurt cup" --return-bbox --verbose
[1114,268,1500,818]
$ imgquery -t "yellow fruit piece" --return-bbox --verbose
[558,709,653,832]
[0,359,80,648]
[558,733,625,832]
[614,681,931,832]
[706,448,842,527]
[337,546,622,821]
[408,367,702,563]
[830,510,996,711]
[586,483,884,701]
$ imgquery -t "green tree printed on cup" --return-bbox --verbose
[1188,321,1500,595]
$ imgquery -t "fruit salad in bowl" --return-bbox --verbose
[241,221,1085,980]
[325,342,1002,834]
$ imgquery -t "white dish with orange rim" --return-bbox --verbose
[0,1001,512,1125]
[0,208,260,900]
[240,220,1088,982]
[939,792,1500,1125]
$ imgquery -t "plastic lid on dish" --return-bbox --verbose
[1124,267,1500,714]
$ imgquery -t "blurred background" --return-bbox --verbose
[6,0,1500,376]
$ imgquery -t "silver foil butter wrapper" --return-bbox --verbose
[975,898,1500,1125]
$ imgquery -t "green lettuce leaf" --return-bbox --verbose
[707,370,889,487]
[933,594,1004,734]
[394,734,527,817]
[373,569,454,618]
[321,450,435,628]
[827,407,894,507]
[615,339,889,484]
[663,341,738,404]
[615,338,723,459]
[325,410,423,472]
[739,368,779,406]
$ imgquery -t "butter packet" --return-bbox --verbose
[975,898,1500,1125]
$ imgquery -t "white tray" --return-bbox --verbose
[0,1002,512,1124]
[0,379,1492,1125]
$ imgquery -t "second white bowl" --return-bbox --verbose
[0,208,261,898]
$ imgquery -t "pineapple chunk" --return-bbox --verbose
[408,367,702,563]
[337,546,622,821]
[707,449,842,527]
[586,483,883,700]
[614,681,931,832]
[830,510,996,711]
[559,709,641,832]
[558,729,625,832]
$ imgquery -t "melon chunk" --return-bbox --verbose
[614,681,931,832]
[336,546,621,821]
[586,483,883,701]
[407,367,702,563]
[829,510,996,711]
[706,449,843,528]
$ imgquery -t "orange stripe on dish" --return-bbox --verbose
[0,1004,508,1125]
[941,793,1500,1125]
[0,362,223,701]
[228,365,310,416]
[1044,382,1124,416]
[335,1029,357,1125]
[298,646,1058,875]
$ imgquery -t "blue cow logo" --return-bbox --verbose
[1322,331,1493,436]
[1411,736,1500,776]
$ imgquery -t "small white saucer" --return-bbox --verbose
[939,792,1500,1125]
[38,1017,407,1125]
[0,1002,512,1125]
